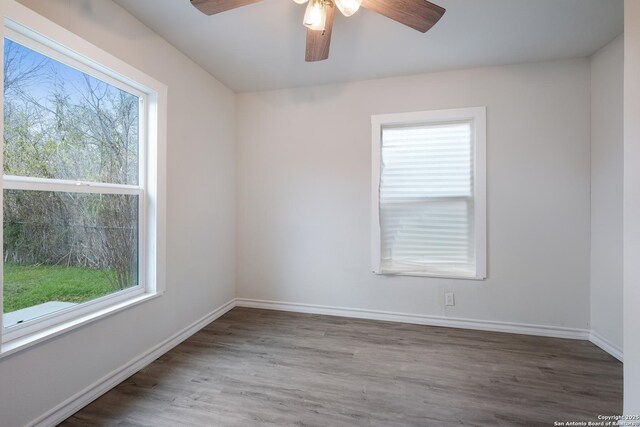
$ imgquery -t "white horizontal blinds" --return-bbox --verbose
[379,121,475,276]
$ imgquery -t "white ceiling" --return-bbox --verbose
[113,0,623,93]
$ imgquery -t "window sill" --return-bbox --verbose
[0,291,162,359]
[374,271,486,281]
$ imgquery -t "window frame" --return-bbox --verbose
[0,0,167,356]
[370,107,487,280]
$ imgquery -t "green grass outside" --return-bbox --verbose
[3,263,115,313]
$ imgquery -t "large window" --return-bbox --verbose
[371,107,486,279]
[1,4,166,352]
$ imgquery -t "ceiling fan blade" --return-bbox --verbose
[191,0,263,15]
[305,5,336,62]
[361,0,445,33]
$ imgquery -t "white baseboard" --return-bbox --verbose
[237,299,626,361]
[589,331,624,362]
[235,298,590,341]
[29,298,237,427]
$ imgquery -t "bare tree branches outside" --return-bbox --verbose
[3,38,140,292]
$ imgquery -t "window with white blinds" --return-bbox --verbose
[371,108,486,279]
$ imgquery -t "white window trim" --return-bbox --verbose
[371,107,487,280]
[0,0,167,356]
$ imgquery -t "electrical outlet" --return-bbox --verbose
[445,292,455,307]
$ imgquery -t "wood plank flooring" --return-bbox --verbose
[61,308,623,426]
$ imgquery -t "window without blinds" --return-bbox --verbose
[378,121,476,277]
[2,36,143,329]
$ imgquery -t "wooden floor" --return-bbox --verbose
[62,308,622,426]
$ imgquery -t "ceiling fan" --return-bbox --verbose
[190,0,445,62]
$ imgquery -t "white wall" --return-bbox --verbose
[624,0,640,413]
[0,1,237,426]
[237,59,592,330]
[590,35,624,352]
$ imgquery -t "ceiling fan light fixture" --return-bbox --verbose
[334,0,361,17]
[292,0,309,4]
[303,0,327,31]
